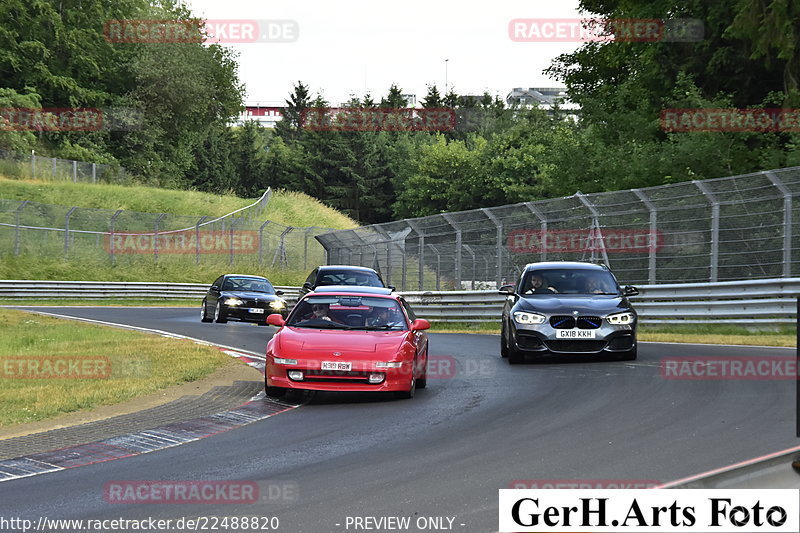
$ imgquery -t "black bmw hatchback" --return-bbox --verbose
[499,262,639,364]
[201,274,288,324]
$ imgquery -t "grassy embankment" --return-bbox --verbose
[0,176,357,290]
[0,308,232,427]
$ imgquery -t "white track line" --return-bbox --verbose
[15,309,266,361]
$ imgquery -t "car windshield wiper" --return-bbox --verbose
[361,325,403,330]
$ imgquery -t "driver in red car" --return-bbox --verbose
[312,303,333,321]
[368,307,403,327]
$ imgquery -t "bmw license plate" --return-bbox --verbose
[321,361,352,371]
[249,308,265,314]
[556,329,596,339]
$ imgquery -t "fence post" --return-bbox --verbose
[524,202,548,262]
[694,181,720,282]
[576,192,610,266]
[442,214,462,289]
[303,227,317,270]
[463,244,476,290]
[271,227,293,268]
[92,163,96,184]
[31,151,35,178]
[633,188,658,284]
[52,157,56,179]
[428,244,441,290]
[64,207,77,257]
[110,209,123,265]
[72,160,77,183]
[481,208,503,286]
[196,216,208,265]
[229,217,239,266]
[373,227,398,287]
[406,220,425,290]
[765,171,793,277]
[258,221,271,265]
[14,201,28,256]
[153,213,166,263]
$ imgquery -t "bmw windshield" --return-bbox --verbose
[520,269,620,295]
[221,277,276,293]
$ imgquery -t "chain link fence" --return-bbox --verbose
[0,188,333,272]
[0,149,134,184]
[315,166,800,290]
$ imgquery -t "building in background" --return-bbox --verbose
[505,87,578,116]
[401,94,417,107]
[236,104,285,127]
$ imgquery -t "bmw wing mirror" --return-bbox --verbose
[388,285,396,291]
[275,290,284,296]
[211,285,219,291]
[498,284,516,296]
[302,282,313,291]
[623,285,639,297]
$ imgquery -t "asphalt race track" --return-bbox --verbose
[1,306,796,532]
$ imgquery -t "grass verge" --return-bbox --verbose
[427,322,796,347]
[0,308,231,427]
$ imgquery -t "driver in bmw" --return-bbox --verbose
[526,273,558,294]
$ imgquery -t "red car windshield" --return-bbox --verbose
[287,296,406,330]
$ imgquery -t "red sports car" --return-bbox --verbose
[264,286,430,399]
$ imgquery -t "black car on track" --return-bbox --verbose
[500,262,639,363]
[201,274,288,324]
[300,265,392,294]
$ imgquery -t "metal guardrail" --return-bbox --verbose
[1,278,799,323]
[401,278,800,323]
[0,280,301,305]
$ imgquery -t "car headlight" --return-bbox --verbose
[606,312,635,325]
[269,300,285,310]
[224,297,243,306]
[273,357,297,365]
[513,311,546,325]
[375,361,403,368]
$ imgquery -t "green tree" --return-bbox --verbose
[274,81,311,143]
[421,85,443,108]
[381,84,407,108]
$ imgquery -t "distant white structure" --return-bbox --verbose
[236,104,285,128]
[505,87,579,115]
[401,94,417,107]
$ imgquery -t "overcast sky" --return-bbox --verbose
[183,0,585,106]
